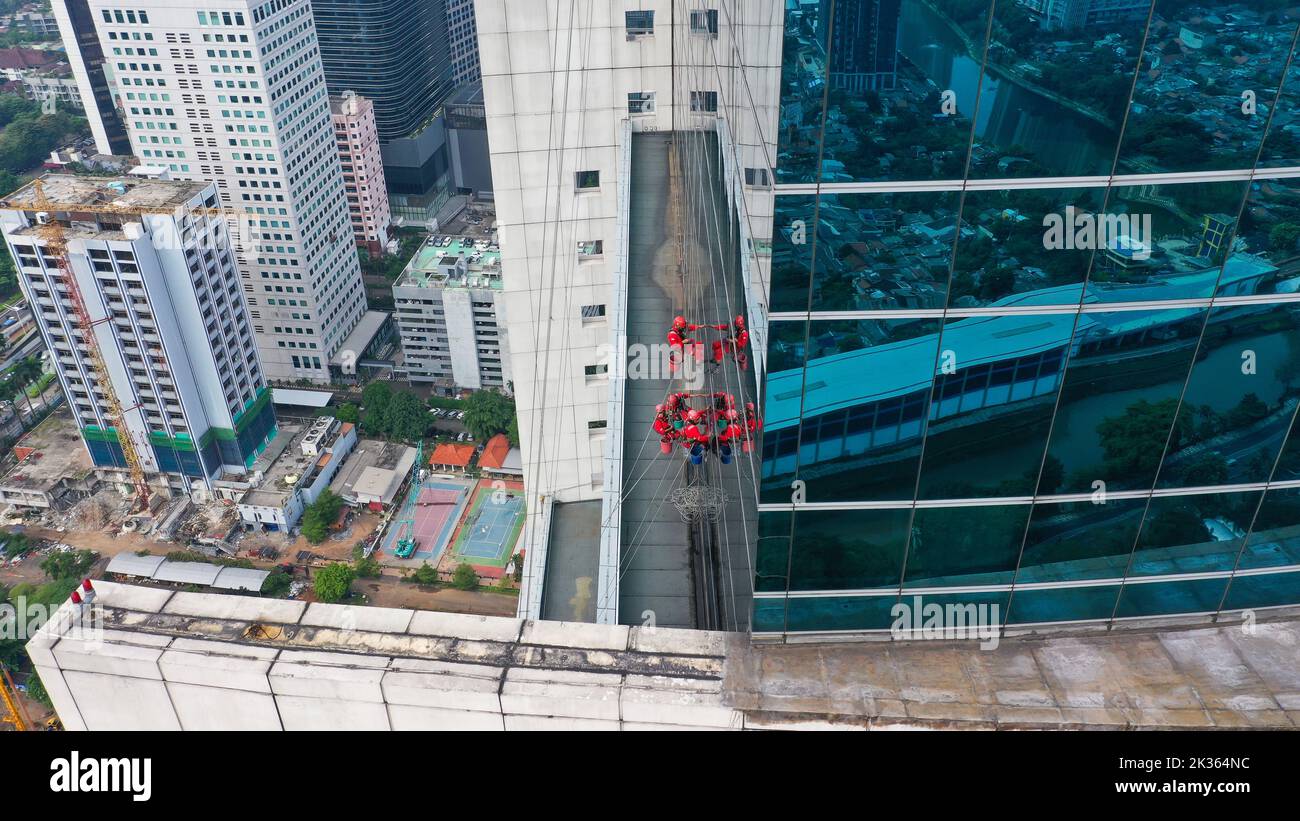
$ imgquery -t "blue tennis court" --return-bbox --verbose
[457,493,525,562]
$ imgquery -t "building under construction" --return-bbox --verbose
[0,174,277,507]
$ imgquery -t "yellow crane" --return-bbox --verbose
[1,179,229,511]
[1,665,32,732]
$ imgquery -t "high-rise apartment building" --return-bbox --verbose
[312,0,456,221]
[51,0,131,154]
[0,174,275,493]
[84,0,369,384]
[757,0,1300,640]
[331,91,391,256]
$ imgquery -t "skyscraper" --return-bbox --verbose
[312,0,457,221]
[822,0,901,92]
[51,0,130,154]
[446,0,481,86]
[331,91,392,257]
[757,0,1300,640]
[85,0,369,384]
[0,174,275,491]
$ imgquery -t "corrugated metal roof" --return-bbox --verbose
[152,561,223,585]
[105,552,167,578]
[212,566,270,592]
[271,388,334,408]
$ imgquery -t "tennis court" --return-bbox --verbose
[450,487,526,567]
[381,479,470,561]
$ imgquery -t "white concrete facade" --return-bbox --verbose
[86,0,369,383]
[0,175,270,487]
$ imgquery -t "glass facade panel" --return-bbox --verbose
[1127,490,1262,577]
[775,0,831,183]
[1016,498,1147,584]
[1155,304,1300,489]
[755,511,793,593]
[966,1,1142,179]
[788,508,911,591]
[1113,577,1231,619]
[948,186,1105,308]
[773,190,959,313]
[1115,1,1298,176]
[1257,32,1300,168]
[784,594,899,632]
[1006,584,1123,625]
[916,314,1067,498]
[1236,486,1300,570]
[1038,308,1207,495]
[902,503,1032,588]
[762,318,942,503]
[1221,569,1300,611]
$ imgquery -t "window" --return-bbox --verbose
[588,419,608,430]
[690,9,718,36]
[575,170,600,190]
[584,363,609,378]
[744,167,772,188]
[628,91,655,115]
[625,10,654,37]
[578,240,604,257]
[581,304,607,320]
[690,91,718,112]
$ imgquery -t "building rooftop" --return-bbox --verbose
[429,442,474,468]
[0,173,211,214]
[0,406,94,493]
[31,581,1300,730]
[330,309,389,367]
[329,438,416,505]
[395,234,502,290]
[477,434,510,470]
[240,418,346,510]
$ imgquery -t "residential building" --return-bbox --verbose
[85,0,370,384]
[0,174,276,495]
[51,0,131,153]
[392,234,510,391]
[331,91,391,256]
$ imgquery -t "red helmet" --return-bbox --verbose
[655,404,665,413]
[746,401,756,411]
[726,409,739,420]
[688,409,703,421]
[734,315,745,328]
[673,315,687,329]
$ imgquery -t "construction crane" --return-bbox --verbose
[1,665,32,732]
[392,440,425,559]
[0,179,229,512]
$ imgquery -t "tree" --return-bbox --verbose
[312,563,355,603]
[360,381,392,435]
[462,389,515,441]
[0,529,29,559]
[39,549,96,581]
[335,402,360,424]
[1270,222,1300,251]
[409,562,439,585]
[385,390,428,442]
[300,490,343,544]
[354,554,381,579]
[260,569,293,597]
[1096,398,1185,480]
[451,562,478,590]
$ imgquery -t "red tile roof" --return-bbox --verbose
[478,433,510,470]
[429,442,475,467]
[0,47,55,71]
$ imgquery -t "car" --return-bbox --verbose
[455,411,465,420]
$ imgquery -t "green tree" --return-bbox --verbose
[451,562,478,590]
[1270,222,1300,251]
[312,562,355,603]
[354,554,381,579]
[0,529,29,559]
[1096,399,1186,480]
[385,390,428,442]
[39,549,96,581]
[462,389,515,441]
[361,381,392,436]
[409,562,439,585]
[300,490,343,544]
[260,569,293,597]
[335,402,360,424]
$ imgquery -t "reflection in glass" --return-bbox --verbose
[775,0,831,183]
[1127,491,1262,577]
[1221,569,1300,611]
[1236,486,1300,570]
[1156,304,1300,489]
[1258,28,1300,167]
[948,187,1103,308]
[1039,308,1207,494]
[1116,1,1298,176]
[916,314,1070,498]
[788,508,910,590]
[752,597,788,633]
[772,191,959,313]
[967,0,1145,178]
[902,503,1031,587]
[785,594,899,631]
[1016,498,1146,584]
[1006,584,1122,625]
[755,511,793,593]
[761,318,941,502]
[1114,577,1230,618]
